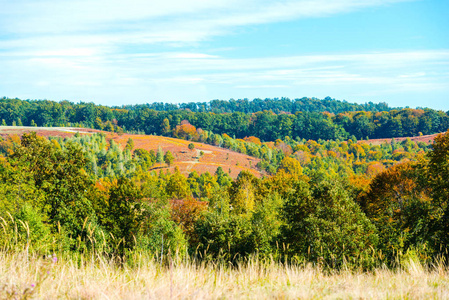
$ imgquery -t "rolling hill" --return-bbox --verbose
[0,126,262,178]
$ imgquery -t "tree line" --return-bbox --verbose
[2,98,448,142]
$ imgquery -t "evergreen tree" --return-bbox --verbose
[164,150,174,167]
[156,146,164,164]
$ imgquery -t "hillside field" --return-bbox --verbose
[0,126,262,178]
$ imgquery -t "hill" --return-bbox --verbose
[362,132,441,145]
[0,126,262,178]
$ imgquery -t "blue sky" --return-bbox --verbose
[0,0,448,110]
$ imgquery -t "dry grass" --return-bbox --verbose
[1,252,448,299]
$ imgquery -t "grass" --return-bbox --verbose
[1,251,448,299]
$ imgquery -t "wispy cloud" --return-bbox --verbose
[1,0,447,110]
[1,0,413,54]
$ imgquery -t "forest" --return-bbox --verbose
[1,97,449,141]
[1,97,449,298]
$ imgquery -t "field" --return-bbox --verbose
[0,126,262,178]
[363,133,440,145]
[1,252,448,299]
[111,133,261,178]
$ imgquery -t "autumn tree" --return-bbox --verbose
[173,121,197,140]
[228,171,259,214]
[166,167,191,199]
[278,156,303,177]
[361,162,433,260]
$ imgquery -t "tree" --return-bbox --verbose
[105,121,114,132]
[278,156,303,177]
[281,179,378,268]
[173,121,196,140]
[188,143,195,150]
[156,146,164,164]
[162,118,171,136]
[125,138,134,152]
[361,162,432,259]
[10,132,95,249]
[228,171,259,215]
[166,167,191,199]
[100,177,143,255]
[425,130,449,251]
[164,150,174,167]
[170,197,207,245]
[95,117,104,130]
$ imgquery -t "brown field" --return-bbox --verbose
[111,133,262,178]
[0,126,100,139]
[362,132,442,145]
[2,126,443,178]
[0,126,262,178]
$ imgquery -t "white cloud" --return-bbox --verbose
[2,0,447,109]
[0,0,414,54]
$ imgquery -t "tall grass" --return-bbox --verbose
[1,213,449,299]
[1,250,448,299]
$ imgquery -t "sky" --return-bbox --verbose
[0,0,448,110]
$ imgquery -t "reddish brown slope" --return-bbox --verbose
[362,132,442,145]
[0,126,262,178]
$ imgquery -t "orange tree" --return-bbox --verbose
[361,161,433,261]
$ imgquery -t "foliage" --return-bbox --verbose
[0,122,448,270]
[281,179,379,268]
[1,97,448,144]
[163,150,174,167]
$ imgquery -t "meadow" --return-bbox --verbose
[1,251,449,299]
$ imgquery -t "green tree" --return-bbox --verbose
[162,118,171,136]
[281,179,378,268]
[101,177,143,255]
[125,137,134,152]
[156,146,164,164]
[166,167,191,199]
[426,130,449,251]
[10,132,95,249]
[228,171,259,215]
[164,150,174,167]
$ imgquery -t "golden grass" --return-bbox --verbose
[1,252,448,299]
